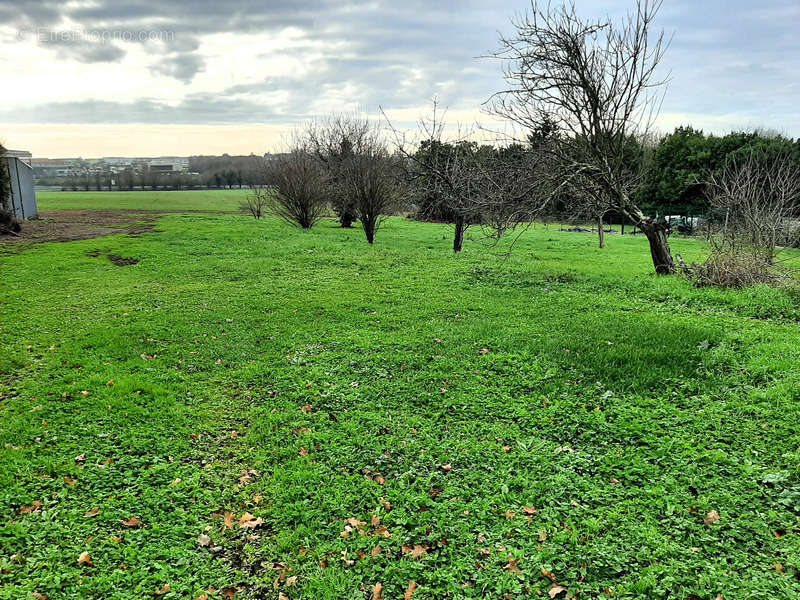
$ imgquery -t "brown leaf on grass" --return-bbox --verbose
[372,582,384,600]
[541,569,559,584]
[522,506,537,515]
[441,464,452,473]
[775,562,785,574]
[80,391,90,397]
[502,445,511,452]
[371,546,382,557]
[278,594,287,600]
[548,585,567,598]
[106,380,114,386]
[63,477,76,487]
[285,575,298,587]
[410,544,428,559]
[301,404,313,413]
[505,556,521,575]
[77,551,92,566]
[253,494,263,504]
[20,501,43,514]
[404,581,418,600]
[84,507,100,518]
[155,584,171,595]
[223,511,235,530]
[374,526,391,538]
[194,595,209,600]
[33,593,49,600]
[504,510,516,520]
[538,530,548,542]
[122,517,143,527]
[299,447,309,457]
[480,348,489,354]
[374,475,385,485]
[75,454,86,463]
[222,588,235,598]
[197,534,211,547]
[371,515,381,526]
[704,510,720,526]
[238,513,263,529]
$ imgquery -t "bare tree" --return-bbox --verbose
[304,114,371,228]
[489,0,675,273]
[260,150,328,229]
[244,187,269,219]
[385,102,551,252]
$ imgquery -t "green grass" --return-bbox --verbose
[36,189,250,212]
[2,197,800,599]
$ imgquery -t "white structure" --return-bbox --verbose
[5,150,38,219]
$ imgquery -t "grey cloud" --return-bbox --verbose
[1,0,799,135]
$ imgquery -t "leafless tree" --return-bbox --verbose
[304,114,373,228]
[260,150,328,229]
[384,102,552,252]
[488,0,675,273]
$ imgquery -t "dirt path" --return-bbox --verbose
[0,210,166,246]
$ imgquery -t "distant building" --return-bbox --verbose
[5,150,38,219]
[31,158,81,177]
[148,157,190,173]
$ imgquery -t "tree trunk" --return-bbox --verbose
[453,216,466,252]
[598,215,605,248]
[641,221,676,275]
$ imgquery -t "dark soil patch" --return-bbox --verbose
[107,254,140,266]
[0,210,162,246]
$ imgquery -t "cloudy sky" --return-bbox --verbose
[0,0,798,157]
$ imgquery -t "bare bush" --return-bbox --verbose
[678,148,800,287]
[261,150,328,229]
[243,187,269,219]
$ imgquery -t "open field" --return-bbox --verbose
[36,190,251,213]
[2,193,800,599]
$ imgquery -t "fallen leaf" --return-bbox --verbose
[548,585,567,598]
[305,382,313,389]
[505,510,516,519]
[75,453,86,463]
[775,562,785,574]
[610,478,620,485]
[502,445,511,452]
[301,404,313,413]
[371,545,382,557]
[371,515,381,526]
[84,507,100,518]
[238,513,263,529]
[506,556,521,575]
[375,475,386,485]
[222,588,235,599]
[121,516,143,527]
[373,582,384,600]
[410,544,428,559]
[194,595,209,600]
[522,506,537,515]
[33,593,49,600]
[77,551,92,566]
[106,380,114,386]
[404,581,418,600]
[299,447,309,456]
[285,575,298,587]
[441,464,452,472]
[541,569,559,584]
[197,533,211,547]
[374,526,391,538]
[480,348,489,354]
[223,511,235,530]
[704,510,721,526]
[20,500,43,514]
[155,583,171,595]
[63,477,76,486]
[80,391,90,397]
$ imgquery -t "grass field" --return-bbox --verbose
[2,192,800,599]
[36,189,251,212]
